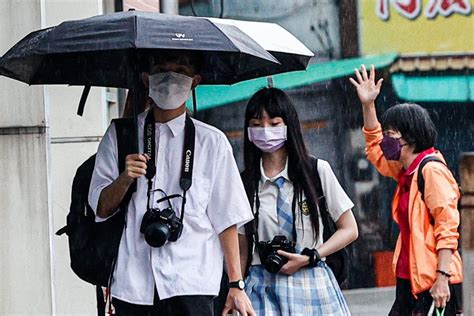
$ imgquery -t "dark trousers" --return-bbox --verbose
[389,278,462,316]
[213,271,229,315]
[113,291,214,316]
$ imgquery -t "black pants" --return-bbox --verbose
[213,271,229,315]
[113,291,214,316]
[389,278,462,316]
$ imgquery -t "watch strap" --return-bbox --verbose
[228,279,245,290]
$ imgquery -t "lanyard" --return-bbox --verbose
[144,110,195,221]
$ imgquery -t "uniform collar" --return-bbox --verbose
[165,111,186,138]
[146,109,186,138]
[259,157,290,187]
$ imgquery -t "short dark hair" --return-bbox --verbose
[381,103,437,153]
[144,50,203,74]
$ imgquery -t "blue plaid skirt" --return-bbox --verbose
[245,261,351,316]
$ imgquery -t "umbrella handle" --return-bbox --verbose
[192,89,197,116]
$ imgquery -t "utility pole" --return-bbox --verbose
[461,153,474,315]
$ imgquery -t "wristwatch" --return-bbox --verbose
[229,279,245,290]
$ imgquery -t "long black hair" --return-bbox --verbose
[381,103,437,153]
[243,87,321,240]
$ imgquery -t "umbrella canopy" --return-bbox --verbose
[0,11,315,149]
[207,18,313,74]
[0,10,282,87]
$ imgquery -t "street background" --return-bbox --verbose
[0,0,472,315]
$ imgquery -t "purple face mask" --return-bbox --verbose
[380,135,404,161]
[248,126,287,153]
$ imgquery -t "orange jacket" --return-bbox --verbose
[363,124,462,295]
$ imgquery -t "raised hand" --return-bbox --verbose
[349,64,383,107]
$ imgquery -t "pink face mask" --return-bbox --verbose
[248,126,287,153]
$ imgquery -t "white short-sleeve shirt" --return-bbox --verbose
[240,158,354,265]
[89,110,253,304]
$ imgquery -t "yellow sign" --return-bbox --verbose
[358,0,474,55]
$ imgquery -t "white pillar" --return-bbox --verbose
[43,0,108,315]
[160,0,179,14]
[0,0,53,314]
[0,0,109,314]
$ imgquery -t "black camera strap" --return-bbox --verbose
[144,110,195,221]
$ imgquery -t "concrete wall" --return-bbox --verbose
[1,0,110,315]
[44,1,110,315]
[0,0,52,314]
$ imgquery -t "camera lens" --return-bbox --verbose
[144,222,170,248]
[265,253,285,273]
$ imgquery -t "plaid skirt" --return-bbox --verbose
[245,261,351,316]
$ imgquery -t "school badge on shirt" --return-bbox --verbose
[300,200,310,216]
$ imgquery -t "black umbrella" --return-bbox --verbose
[0,10,281,88]
[0,11,316,156]
[0,10,288,149]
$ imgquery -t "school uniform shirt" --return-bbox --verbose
[89,110,253,305]
[240,158,354,265]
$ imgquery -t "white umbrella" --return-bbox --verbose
[207,17,314,73]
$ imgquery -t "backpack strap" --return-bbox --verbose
[417,156,446,202]
[112,118,136,174]
[309,157,349,284]
[99,118,136,309]
[309,157,332,242]
[240,169,257,277]
[112,117,137,209]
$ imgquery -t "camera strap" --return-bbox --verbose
[144,109,195,222]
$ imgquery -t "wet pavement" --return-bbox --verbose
[344,286,395,315]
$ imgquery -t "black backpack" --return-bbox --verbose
[417,156,450,202]
[416,156,462,246]
[241,158,348,285]
[310,157,349,285]
[56,118,136,287]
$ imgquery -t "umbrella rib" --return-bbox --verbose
[206,20,239,53]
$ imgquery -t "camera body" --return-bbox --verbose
[140,207,183,248]
[257,235,296,273]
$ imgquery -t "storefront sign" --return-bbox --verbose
[359,0,473,54]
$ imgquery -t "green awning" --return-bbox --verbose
[392,74,474,102]
[188,53,398,111]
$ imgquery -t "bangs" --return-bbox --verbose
[381,103,437,153]
[245,88,286,121]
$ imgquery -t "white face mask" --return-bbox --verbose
[148,71,193,110]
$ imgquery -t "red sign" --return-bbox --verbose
[376,0,472,20]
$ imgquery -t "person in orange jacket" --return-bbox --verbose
[350,65,463,315]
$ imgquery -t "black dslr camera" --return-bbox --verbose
[257,235,296,273]
[140,206,183,248]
